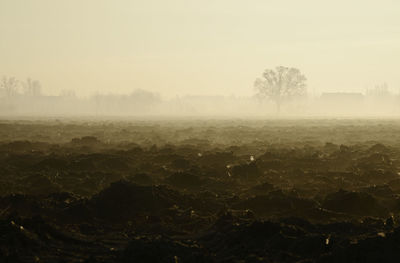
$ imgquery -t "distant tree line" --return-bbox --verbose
[0,76,42,98]
[0,75,163,115]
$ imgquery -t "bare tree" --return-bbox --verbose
[0,76,19,98]
[254,66,307,113]
[22,78,42,97]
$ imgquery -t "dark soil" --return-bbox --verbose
[2,118,400,262]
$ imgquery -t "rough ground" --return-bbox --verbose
[2,119,400,262]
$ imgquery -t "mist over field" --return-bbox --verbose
[1,85,400,117]
[3,1,400,262]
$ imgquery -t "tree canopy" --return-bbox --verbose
[254,66,307,113]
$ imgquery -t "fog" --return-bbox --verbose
[1,0,400,118]
[1,82,399,117]
[4,2,400,262]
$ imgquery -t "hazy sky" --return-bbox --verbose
[1,0,399,98]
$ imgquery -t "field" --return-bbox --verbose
[2,118,400,262]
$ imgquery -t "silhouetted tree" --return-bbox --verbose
[254,66,307,113]
[129,89,161,111]
[22,78,42,97]
[0,76,19,98]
